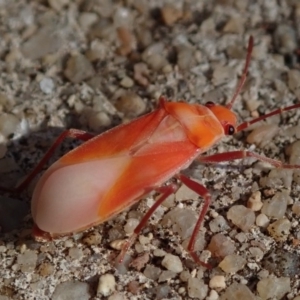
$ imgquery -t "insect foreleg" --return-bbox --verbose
[176,174,212,268]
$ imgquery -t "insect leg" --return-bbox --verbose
[176,174,212,268]
[198,150,300,169]
[117,183,179,263]
[1,129,95,193]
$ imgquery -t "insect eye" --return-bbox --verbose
[225,124,235,135]
[205,101,215,107]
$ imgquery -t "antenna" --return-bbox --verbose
[226,36,254,110]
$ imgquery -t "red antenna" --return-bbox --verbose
[226,36,254,110]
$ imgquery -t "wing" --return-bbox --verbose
[32,109,199,235]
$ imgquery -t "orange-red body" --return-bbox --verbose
[32,98,237,236]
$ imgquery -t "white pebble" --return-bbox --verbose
[124,218,139,234]
[247,191,263,211]
[161,253,183,273]
[256,214,269,227]
[110,239,126,250]
[187,277,208,300]
[97,274,116,296]
[257,277,291,299]
[206,290,219,300]
[39,77,55,94]
[52,281,90,300]
[209,275,226,290]
[261,191,289,219]
[108,293,125,300]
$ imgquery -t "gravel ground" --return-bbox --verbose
[1,0,300,299]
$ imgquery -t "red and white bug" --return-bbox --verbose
[5,36,300,267]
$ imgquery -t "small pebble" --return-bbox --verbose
[220,282,256,300]
[223,17,244,34]
[120,76,134,88]
[153,249,166,257]
[267,218,291,241]
[116,26,136,56]
[207,290,219,300]
[115,92,146,118]
[97,274,116,297]
[127,281,140,295]
[286,140,300,184]
[155,284,171,299]
[249,247,264,261]
[180,270,190,282]
[262,250,300,276]
[0,113,21,138]
[144,53,168,71]
[212,65,234,86]
[64,53,95,83]
[144,264,162,280]
[274,24,297,54]
[227,205,255,232]
[162,207,197,240]
[235,232,247,243]
[288,69,300,93]
[113,7,132,27]
[177,46,195,71]
[257,277,291,300]
[161,4,182,26]
[52,281,90,300]
[85,40,108,62]
[48,0,69,11]
[124,218,139,234]
[209,215,230,233]
[175,184,199,202]
[209,275,226,290]
[82,231,102,245]
[110,239,126,250]
[246,124,279,148]
[108,293,125,300]
[158,270,176,282]
[38,262,54,277]
[260,168,293,189]
[261,191,289,219]
[134,63,149,86]
[79,12,99,32]
[68,247,83,261]
[88,111,111,131]
[219,254,246,273]
[161,254,183,273]
[292,201,300,216]
[21,25,62,60]
[39,77,55,94]
[256,214,269,227]
[130,253,149,271]
[207,233,236,259]
[247,191,263,211]
[17,250,37,273]
[187,278,208,300]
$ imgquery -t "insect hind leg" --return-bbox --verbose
[0,129,95,194]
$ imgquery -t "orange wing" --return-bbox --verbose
[60,108,167,164]
[98,140,198,221]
